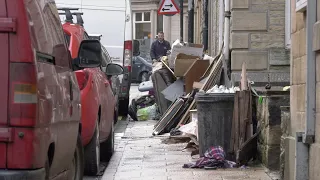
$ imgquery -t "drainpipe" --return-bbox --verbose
[180,0,184,42]
[218,0,224,52]
[223,0,230,67]
[304,0,316,145]
[188,0,194,43]
[295,0,317,179]
[202,0,208,52]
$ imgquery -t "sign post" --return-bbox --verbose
[179,0,183,42]
[158,0,182,41]
[158,0,180,15]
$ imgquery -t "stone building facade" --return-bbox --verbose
[288,0,320,179]
[229,0,290,87]
[131,0,200,59]
[201,0,292,171]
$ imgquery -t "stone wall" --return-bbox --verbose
[230,0,290,87]
[255,91,290,170]
[289,0,320,179]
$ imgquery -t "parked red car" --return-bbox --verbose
[0,0,103,179]
[58,8,124,175]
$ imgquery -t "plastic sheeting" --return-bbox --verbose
[137,104,158,121]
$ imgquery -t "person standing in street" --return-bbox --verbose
[150,31,171,63]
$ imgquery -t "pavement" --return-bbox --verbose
[85,85,275,180]
[99,120,273,180]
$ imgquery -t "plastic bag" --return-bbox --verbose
[137,104,158,121]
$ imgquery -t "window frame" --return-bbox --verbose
[134,12,151,23]
[133,11,152,39]
[296,0,307,12]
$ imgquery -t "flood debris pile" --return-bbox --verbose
[130,39,267,170]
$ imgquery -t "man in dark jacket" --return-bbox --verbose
[150,31,171,63]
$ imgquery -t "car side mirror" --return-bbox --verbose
[75,40,102,68]
[105,63,124,76]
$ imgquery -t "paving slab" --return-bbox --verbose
[101,120,273,180]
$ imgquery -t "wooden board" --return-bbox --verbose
[230,90,253,157]
[236,129,261,165]
[153,99,185,135]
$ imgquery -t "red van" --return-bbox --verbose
[0,0,103,179]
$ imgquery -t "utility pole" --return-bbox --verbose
[180,0,183,42]
[202,0,208,52]
[188,0,194,43]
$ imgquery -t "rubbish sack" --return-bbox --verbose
[128,99,138,121]
[128,95,156,121]
[137,104,158,121]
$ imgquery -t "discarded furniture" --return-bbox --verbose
[151,67,175,115]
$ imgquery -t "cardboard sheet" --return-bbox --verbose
[169,43,203,68]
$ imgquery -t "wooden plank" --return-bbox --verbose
[245,90,253,140]
[200,42,224,81]
[230,92,238,154]
[153,99,185,135]
[235,92,240,153]
[239,91,245,147]
[160,57,175,77]
[236,129,261,165]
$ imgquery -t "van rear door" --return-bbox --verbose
[0,0,10,126]
[0,0,10,168]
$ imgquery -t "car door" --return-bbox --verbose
[25,1,80,176]
[99,45,115,139]
[83,33,108,138]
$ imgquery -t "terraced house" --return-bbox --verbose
[287,0,320,179]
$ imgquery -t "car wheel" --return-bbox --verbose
[84,122,100,176]
[140,72,149,82]
[68,135,84,180]
[119,98,129,116]
[100,121,114,162]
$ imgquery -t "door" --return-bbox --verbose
[25,0,79,176]
[0,0,9,169]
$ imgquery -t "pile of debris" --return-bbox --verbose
[130,39,261,169]
[151,41,225,137]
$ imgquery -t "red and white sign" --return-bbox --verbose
[158,0,180,15]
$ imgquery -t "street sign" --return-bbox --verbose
[158,0,180,15]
